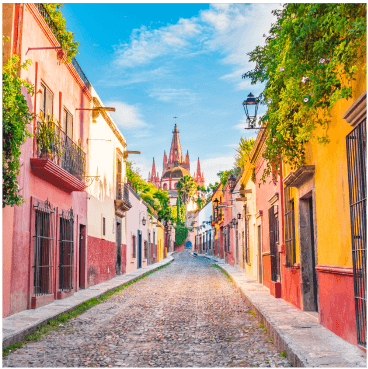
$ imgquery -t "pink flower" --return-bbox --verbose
[304,98,309,103]
[292,13,296,18]
[319,58,325,64]
[279,67,285,72]
[301,76,309,83]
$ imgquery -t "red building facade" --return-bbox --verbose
[3,4,92,316]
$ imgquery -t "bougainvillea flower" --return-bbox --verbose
[319,58,325,64]
[279,67,285,72]
[304,97,309,102]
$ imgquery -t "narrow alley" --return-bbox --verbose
[3,252,291,368]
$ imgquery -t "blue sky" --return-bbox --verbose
[62,3,281,186]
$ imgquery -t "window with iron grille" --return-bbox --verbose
[132,235,136,258]
[144,241,148,259]
[33,199,55,297]
[227,226,231,252]
[269,206,280,282]
[39,83,53,115]
[346,119,366,348]
[284,187,296,267]
[62,108,73,140]
[59,208,74,292]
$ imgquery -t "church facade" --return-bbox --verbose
[148,124,205,207]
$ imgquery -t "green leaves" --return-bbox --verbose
[243,3,366,181]
[3,54,35,207]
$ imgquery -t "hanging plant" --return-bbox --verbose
[243,3,366,182]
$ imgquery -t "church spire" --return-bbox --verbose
[196,157,201,177]
[169,124,183,165]
[151,157,156,176]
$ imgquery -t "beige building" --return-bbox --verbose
[86,87,131,287]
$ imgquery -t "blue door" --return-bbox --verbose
[138,231,142,269]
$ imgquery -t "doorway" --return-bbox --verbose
[138,231,142,269]
[79,225,86,289]
[299,193,318,312]
[115,220,122,275]
[257,225,263,283]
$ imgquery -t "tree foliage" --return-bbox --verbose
[41,3,79,62]
[243,3,366,180]
[126,161,174,223]
[176,175,197,205]
[174,224,190,246]
[234,137,255,171]
[3,53,35,207]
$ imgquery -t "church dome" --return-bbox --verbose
[162,166,190,179]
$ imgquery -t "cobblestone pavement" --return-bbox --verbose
[3,252,291,367]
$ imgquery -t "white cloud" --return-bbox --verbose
[114,18,202,68]
[148,88,198,105]
[105,101,147,131]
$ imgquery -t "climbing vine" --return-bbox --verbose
[3,51,35,207]
[243,3,366,181]
[41,3,79,62]
[174,224,190,246]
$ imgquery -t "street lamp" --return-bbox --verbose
[227,173,236,191]
[242,92,260,129]
[139,211,146,227]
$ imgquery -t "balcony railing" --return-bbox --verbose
[36,4,91,91]
[35,121,86,182]
[116,182,131,205]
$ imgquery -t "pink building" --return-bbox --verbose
[3,4,92,316]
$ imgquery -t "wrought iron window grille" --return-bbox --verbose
[59,208,74,292]
[346,119,366,348]
[33,198,55,297]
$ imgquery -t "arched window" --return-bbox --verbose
[163,183,168,190]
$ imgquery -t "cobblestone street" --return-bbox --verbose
[3,252,291,367]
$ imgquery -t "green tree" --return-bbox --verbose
[3,53,35,207]
[234,137,255,171]
[41,3,79,62]
[243,3,366,181]
[176,175,197,206]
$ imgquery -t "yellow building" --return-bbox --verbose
[211,184,224,259]
[282,66,366,347]
[156,221,165,262]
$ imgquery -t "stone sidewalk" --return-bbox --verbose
[2,253,175,349]
[202,254,366,367]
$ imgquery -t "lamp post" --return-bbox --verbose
[139,211,146,228]
[242,92,261,129]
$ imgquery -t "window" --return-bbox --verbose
[144,241,148,259]
[132,235,136,258]
[34,199,55,297]
[62,108,73,140]
[59,209,74,292]
[39,83,53,115]
[245,205,250,264]
[153,230,156,257]
[102,217,106,236]
[284,187,296,267]
[227,227,231,252]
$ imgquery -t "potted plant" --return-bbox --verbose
[35,112,62,159]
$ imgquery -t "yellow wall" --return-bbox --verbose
[283,67,366,267]
[156,222,164,261]
[212,184,223,241]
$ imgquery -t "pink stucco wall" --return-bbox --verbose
[3,4,91,317]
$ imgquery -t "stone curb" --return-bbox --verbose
[210,258,366,368]
[2,253,176,349]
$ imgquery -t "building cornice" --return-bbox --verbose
[93,97,127,149]
[343,90,367,128]
[27,4,92,102]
